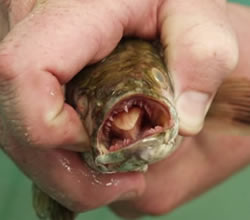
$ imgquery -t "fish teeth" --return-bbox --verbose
[106,121,112,127]
[123,139,131,146]
[127,101,133,108]
[144,104,151,116]
[139,101,143,108]
[117,108,123,113]
[104,126,110,136]
[105,125,111,130]
[124,105,129,113]
[154,125,162,131]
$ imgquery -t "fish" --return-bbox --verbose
[32,38,250,220]
[66,38,179,173]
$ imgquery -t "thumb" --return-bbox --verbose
[159,0,239,135]
[0,0,102,151]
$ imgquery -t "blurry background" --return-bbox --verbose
[1,0,250,219]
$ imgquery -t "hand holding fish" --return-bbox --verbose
[0,0,249,219]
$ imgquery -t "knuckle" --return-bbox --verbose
[174,28,239,93]
[187,29,239,74]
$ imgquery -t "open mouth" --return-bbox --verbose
[99,96,172,152]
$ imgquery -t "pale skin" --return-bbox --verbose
[0,0,249,218]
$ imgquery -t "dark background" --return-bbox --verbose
[1,0,250,219]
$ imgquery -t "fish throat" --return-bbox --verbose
[100,96,171,152]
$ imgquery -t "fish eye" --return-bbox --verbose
[152,68,168,88]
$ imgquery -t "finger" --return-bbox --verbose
[159,0,239,135]
[111,134,250,217]
[0,0,161,150]
[3,144,145,212]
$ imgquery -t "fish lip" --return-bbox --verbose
[92,130,178,173]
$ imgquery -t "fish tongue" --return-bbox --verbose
[111,107,143,140]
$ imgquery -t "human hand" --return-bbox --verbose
[110,3,250,218]
[0,0,245,214]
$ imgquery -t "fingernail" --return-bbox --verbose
[117,191,137,201]
[176,91,211,134]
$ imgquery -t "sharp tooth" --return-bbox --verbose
[154,125,162,131]
[107,122,112,127]
[109,116,114,121]
[123,139,130,145]
[139,101,143,108]
[105,124,111,129]
[144,104,149,109]
[124,105,128,113]
[144,105,151,115]
[104,127,110,136]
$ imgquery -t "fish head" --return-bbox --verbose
[66,39,179,173]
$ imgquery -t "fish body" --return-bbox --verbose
[33,38,250,220]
